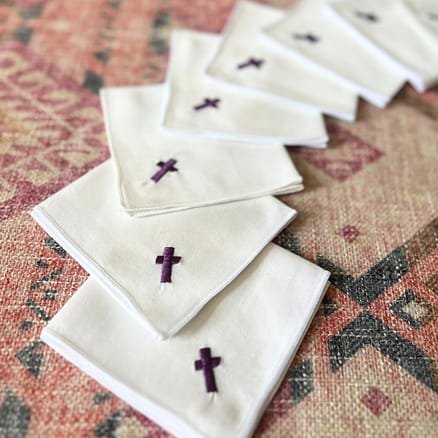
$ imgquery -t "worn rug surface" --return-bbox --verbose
[0,0,437,436]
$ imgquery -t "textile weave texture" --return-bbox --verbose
[0,0,437,436]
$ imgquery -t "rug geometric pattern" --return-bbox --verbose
[0,0,437,436]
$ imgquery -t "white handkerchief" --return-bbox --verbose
[162,29,328,147]
[42,243,330,438]
[263,0,406,107]
[31,162,296,339]
[406,0,438,37]
[327,0,438,92]
[207,0,358,121]
[100,84,303,217]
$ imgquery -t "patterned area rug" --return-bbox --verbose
[0,0,437,436]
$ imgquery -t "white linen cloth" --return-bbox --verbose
[31,162,296,340]
[263,0,406,107]
[41,243,330,438]
[100,84,303,217]
[207,0,358,121]
[406,0,438,37]
[162,29,328,147]
[327,0,438,92]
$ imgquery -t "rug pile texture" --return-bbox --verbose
[0,0,437,436]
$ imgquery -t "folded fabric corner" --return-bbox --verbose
[263,0,407,107]
[327,0,438,92]
[100,84,304,216]
[41,243,330,438]
[162,29,328,146]
[206,0,358,121]
[31,162,296,339]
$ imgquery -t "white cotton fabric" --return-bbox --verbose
[207,1,358,121]
[41,243,330,438]
[30,162,296,340]
[327,0,438,92]
[406,0,438,37]
[263,0,406,108]
[162,29,328,147]
[100,84,303,217]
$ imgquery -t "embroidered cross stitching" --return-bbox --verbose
[155,247,181,283]
[150,159,178,183]
[355,11,379,22]
[194,347,221,393]
[237,57,265,69]
[193,98,221,111]
[292,33,320,43]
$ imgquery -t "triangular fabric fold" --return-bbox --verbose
[263,0,406,107]
[41,243,330,438]
[31,162,296,339]
[162,29,328,147]
[327,0,438,92]
[100,84,303,216]
[207,0,358,121]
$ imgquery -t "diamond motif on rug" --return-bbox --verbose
[296,124,383,182]
[339,225,360,243]
[361,387,392,417]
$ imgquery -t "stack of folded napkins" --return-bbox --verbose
[32,0,436,436]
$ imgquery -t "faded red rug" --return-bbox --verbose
[0,0,437,436]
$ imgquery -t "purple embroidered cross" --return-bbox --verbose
[355,11,379,22]
[155,247,181,283]
[193,98,221,111]
[293,33,320,43]
[194,347,221,393]
[150,159,178,183]
[237,57,265,69]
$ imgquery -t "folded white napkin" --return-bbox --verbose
[41,243,330,438]
[263,0,406,107]
[162,29,328,147]
[327,0,438,92]
[406,0,438,36]
[207,1,358,121]
[31,162,296,339]
[100,83,303,217]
